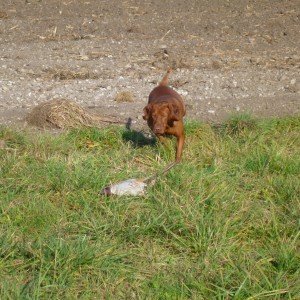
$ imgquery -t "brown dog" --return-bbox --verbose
[143,69,186,161]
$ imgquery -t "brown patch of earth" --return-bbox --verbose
[0,0,299,131]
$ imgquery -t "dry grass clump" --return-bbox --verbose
[26,99,120,130]
[40,66,98,81]
[38,25,97,42]
[26,99,95,129]
[114,91,135,103]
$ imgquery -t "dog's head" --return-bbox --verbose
[143,102,180,135]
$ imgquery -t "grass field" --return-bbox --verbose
[0,115,300,299]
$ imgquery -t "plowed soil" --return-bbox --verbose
[0,0,299,130]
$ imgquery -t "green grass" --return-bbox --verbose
[0,115,300,299]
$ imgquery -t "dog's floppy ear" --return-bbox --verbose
[143,104,152,120]
[168,103,180,121]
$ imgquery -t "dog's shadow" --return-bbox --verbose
[122,117,156,148]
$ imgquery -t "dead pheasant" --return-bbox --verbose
[100,161,178,196]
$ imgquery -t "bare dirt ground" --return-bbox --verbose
[0,0,300,131]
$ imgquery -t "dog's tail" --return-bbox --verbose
[159,68,172,86]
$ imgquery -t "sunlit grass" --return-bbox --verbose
[0,114,299,299]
